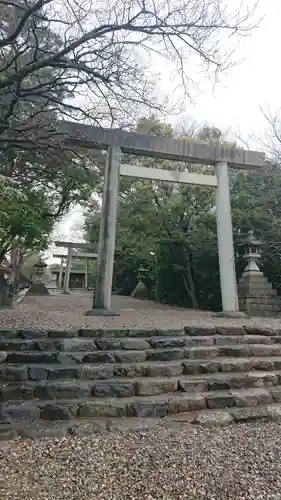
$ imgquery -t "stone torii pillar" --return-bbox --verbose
[63,247,73,294]
[85,258,89,290]
[58,257,64,289]
[86,145,121,316]
[215,161,239,315]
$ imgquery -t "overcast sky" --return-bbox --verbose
[52,0,280,255]
[195,1,280,140]
[166,0,281,142]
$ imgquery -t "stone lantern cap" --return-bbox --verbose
[137,266,147,281]
[240,230,263,249]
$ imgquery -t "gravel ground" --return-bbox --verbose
[1,422,281,500]
[1,291,281,330]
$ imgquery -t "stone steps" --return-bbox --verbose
[0,324,281,339]
[1,328,189,339]
[2,325,281,439]
[0,335,280,352]
[1,326,281,340]
[2,344,281,365]
[1,370,281,402]
[3,357,281,382]
[1,385,281,424]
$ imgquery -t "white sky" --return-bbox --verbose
[166,0,281,142]
[52,0,281,251]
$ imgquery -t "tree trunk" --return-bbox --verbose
[186,258,199,309]
[181,257,199,309]
[11,247,24,292]
[0,271,12,308]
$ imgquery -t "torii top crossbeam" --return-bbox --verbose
[58,121,265,170]
[53,252,97,260]
[54,241,95,250]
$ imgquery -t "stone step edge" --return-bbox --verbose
[1,370,281,403]
[2,356,281,380]
[2,385,279,411]
[3,355,281,367]
[3,344,281,360]
[1,326,281,338]
[1,404,281,441]
[1,368,280,385]
[0,335,278,347]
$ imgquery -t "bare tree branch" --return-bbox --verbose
[0,0,259,250]
[0,0,259,146]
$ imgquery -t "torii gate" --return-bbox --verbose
[58,121,265,316]
[54,241,97,293]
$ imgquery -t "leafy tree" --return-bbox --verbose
[0,176,52,258]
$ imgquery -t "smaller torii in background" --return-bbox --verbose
[54,241,97,293]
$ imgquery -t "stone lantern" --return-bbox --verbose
[34,258,47,279]
[27,257,50,296]
[241,230,263,274]
[238,230,281,317]
[131,265,149,300]
[137,266,147,282]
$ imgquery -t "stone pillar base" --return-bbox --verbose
[239,296,281,317]
[85,308,120,317]
[214,311,248,318]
